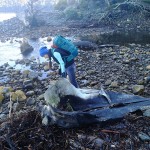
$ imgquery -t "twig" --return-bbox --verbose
[10,127,38,139]
[31,113,39,126]
[9,93,12,118]
[101,129,120,134]
[5,134,16,150]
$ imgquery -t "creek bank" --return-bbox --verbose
[1,18,150,45]
[0,2,150,45]
[0,4,150,45]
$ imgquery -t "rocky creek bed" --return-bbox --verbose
[0,1,150,148]
[0,42,150,149]
[0,5,150,147]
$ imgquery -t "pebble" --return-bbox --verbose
[0,114,7,120]
[110,81,118,88]
[132,85,144,94]
[26,98,36,106]
[26,91,35,96]
[138,132,150,141]
[146,65,150,70]
[143,109,150,117]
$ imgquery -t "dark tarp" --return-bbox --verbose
[38,91,150,128]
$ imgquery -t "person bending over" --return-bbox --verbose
[39,46,79,88]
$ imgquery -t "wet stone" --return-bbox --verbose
[132,85,144,94]
[1,108,9,114]
[26,91,35,96]
[28,71,38,80]
[143,109,150,117]
[105,80,112,86]
[146,65,150,70]
[0,114,7,120]
[44,65,49,71]
[138,132,150,141]
[26,98,35,106]
[145,76,150,84]
[90,81,98,86]
[23,80,34,89]
[110,81,118,88]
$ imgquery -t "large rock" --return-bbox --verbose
[20,41,33,55]
[0,86,13,104]
[11,90,27,101]
[0,86,13,94]
[73,40,98,50]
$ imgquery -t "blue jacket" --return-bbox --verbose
[48,48,74,73]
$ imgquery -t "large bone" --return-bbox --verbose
[44,78,101,107]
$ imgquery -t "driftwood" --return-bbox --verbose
[73,41,98,50]
[73,40,117,50]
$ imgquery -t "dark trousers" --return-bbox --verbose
[66,63,79,88]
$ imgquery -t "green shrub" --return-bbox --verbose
[64,7,82,20]
[26,14,38,27]
[54,0,67,10]
[79,0,89,9]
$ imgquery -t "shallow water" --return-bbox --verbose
[0,37,51,66]
[0,12,16,22]
[0,38,23,65]
[0,36,76,67]
[0,37,53,83]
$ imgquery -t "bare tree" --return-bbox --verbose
[23,0,39,27]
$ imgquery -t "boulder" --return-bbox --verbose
[0,86,13,94]
[73,40,98,50]
[20,41,33,55]
[11,90,27,101]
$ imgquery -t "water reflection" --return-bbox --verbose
[0,13,16,22]
[0,37,49,66]
[0,38,23,65]
[0,37,53,83]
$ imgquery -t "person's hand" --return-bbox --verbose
[61,72,67,78]
[48,61,55,70]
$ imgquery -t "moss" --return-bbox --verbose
[11,90,27,101]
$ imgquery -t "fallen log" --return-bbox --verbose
[73,40,117,50]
